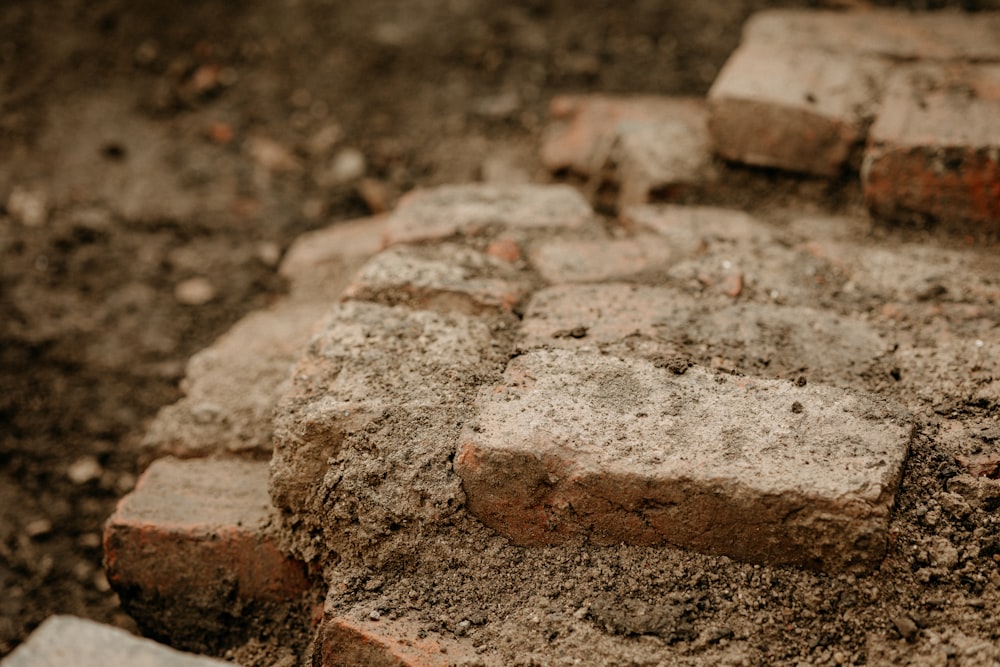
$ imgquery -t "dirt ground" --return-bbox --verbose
[1,0,998,663]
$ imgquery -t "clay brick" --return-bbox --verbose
[743,9,1000,62]
[269,302,498,565]
[1,615,234,667]
[383,184,592,246]
[104,458,311,649]
[862,65,1000,229]
[708,43,887,175]
[342,243,531,315]
[315,615,475,667]
[141,300,329,459]
[520,284,887,386]
[622,204,774,250]
[541,95,713,206]
[529,235,674,285]
[456,349,912,572]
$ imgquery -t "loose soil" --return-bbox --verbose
[1,0,998,665]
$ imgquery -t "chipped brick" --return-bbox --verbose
[315,616,475,667]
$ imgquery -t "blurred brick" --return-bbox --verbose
[708,43,887,175]
[104,458,311,650]
[315,615,475,667]
[1,616,234,667]
[342,243,531,315]
[456,349,912,572]
[862,64,1000,230]
[529,235,674,285]
[383,184,592,246]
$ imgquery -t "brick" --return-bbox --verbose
[520,284,887,386]
[269,301,499,564]
[456,349,912,572]
[708,43,887,175]
[862,64,1000,229]
[743,9,1000,62]
[383,184,592,246]
[104,458,311,649]
[893,338,1000,409]
[1,616,234,667]
[280,216,388,303]
[141,300,328,459]
[314,615,475,667]
[541,95,713,206]
[341,243,531,315]
[529,235,674,285]
[622,204,774,250]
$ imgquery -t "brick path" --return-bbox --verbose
[13,7,994,667]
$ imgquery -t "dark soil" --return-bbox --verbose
[0,0,996,662]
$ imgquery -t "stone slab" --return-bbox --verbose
[862,64,1000,229]
[104,458,311,649]
[383,184,592,246]
[456,349,912,572]
[0,616,234,667]
[342,243,531,315]
[708,43,887,175]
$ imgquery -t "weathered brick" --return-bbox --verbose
[342,243,531,315]
[520,284,887,386]
[456,349,912,572]
[315,615,475,667]
[141,301,329,459]
[862,64,1000,229]
[104,458,311,650]
[529,235,674,285]
[1,616,234,667]
[708,43,887,175]
[269,301,499,565]
[622,204,773,250]
[383,184,592,246]
[743,9,1000,62]
[541,95,713,206]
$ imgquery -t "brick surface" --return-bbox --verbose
[315,616,475,667]
[520,284,887,386]
[541,95,713,206]
[383,184,592,246]
[104,457,311,649]
[708,43,887,176]
[862,64,1000,229]
[622,204,774,249]
[742,9,1000,62]
[342,243,531,315]
[456,349,912,572]
[1,616,234,667]
[529,234,674,285]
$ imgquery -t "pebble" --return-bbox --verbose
[25,518,53,538]
[330,148,366,183]
[255,241,282,267]
[174,278,217,306]
[66,456,104,485]
[892,614,919,642]
[7,186,48,227]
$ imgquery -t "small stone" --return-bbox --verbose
[248,136,301,172]
[25,518,53,538]
[7,185,48,227]
[892,615,919,642]
[329,148,366,183]
[67,456,103,485]
[174,278,217,306]
[255,241,282,267]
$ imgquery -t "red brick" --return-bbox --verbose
[541,95,713,206]
[862,64,1000,229]
[708,43,887,175]
[383,184,592,246]
[341,243,531,315]
[3,616,234,667]
[455,349,912,572]
[104,457,311,649]
[528,234,674,285]
[315,616,475,667]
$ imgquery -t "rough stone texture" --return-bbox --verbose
[528,235,674,285]
[141,302,329,459]
[521,284,887,387]
[622,204,774,250]
[315,616,475,667]
[269,301,503,566]
[456,349,912,572]
[0,616,234,667]
[541,95,714,206]
[382,184,593,246]
[862,64,1000,230]
[104,458,311,649]
[743,9,1000,61]
[341,243,531,315]
[708,43,887,176]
